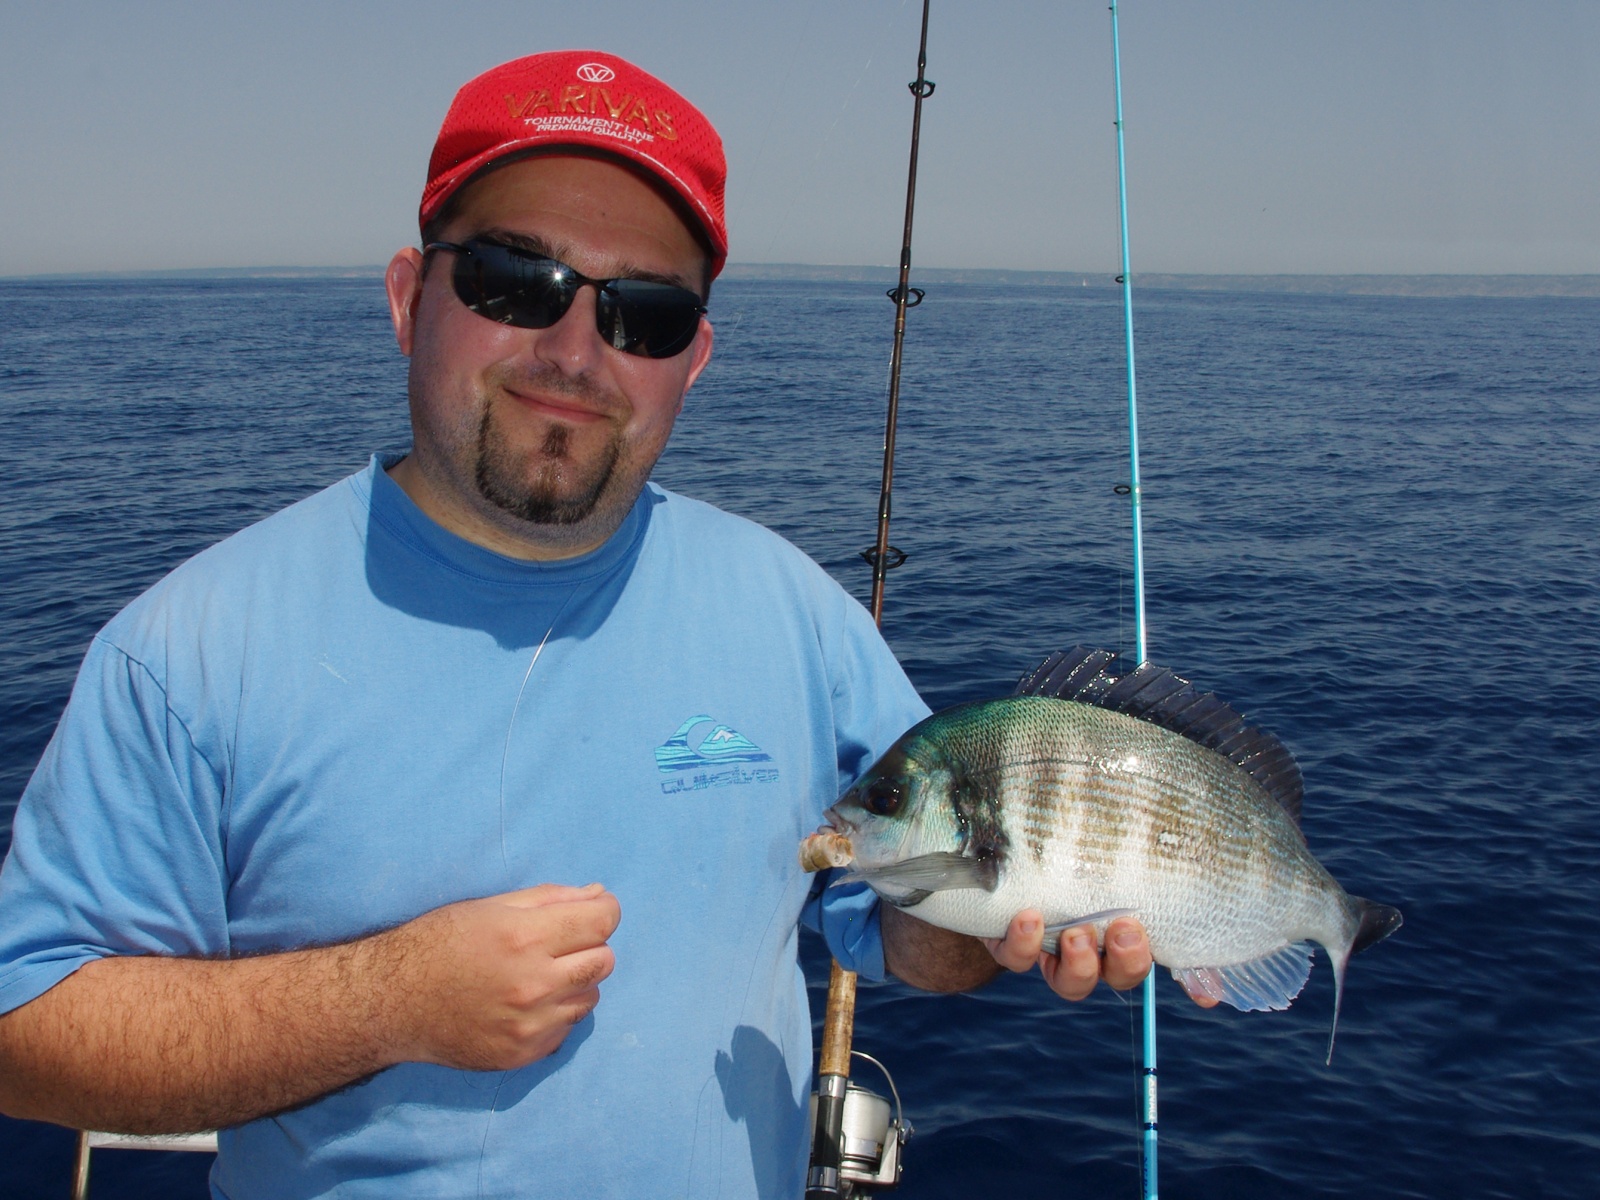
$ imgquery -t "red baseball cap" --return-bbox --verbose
[421,50,728,278]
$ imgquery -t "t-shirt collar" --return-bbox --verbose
[359,450,652,586]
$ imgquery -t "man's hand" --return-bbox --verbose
[0,882,621,1134]
[883,904,1220,1007]
[981,909,1220,1007]
[380,882,621,1070]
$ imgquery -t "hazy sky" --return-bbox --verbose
[2,1,1596,277]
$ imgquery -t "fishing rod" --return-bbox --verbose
[1108,3,1158,1197]
[863,0,933,625]
[806,2,933,1196]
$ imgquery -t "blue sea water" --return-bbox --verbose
[1,275,1597,1198]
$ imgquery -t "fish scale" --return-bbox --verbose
[818,648,1402,1059]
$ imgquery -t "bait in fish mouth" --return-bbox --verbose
[805,646,1402,1062]
[798,830,854,872]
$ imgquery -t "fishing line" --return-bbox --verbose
[1125,984,1146,1180]
[496,604,570,877]
[749,0,911,268]
[1118,565,1127,665]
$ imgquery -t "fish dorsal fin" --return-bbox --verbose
[1014,646,1304,826]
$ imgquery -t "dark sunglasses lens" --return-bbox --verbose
[447,240,702,358]
[451,243,573,329]
[599,280,704,359]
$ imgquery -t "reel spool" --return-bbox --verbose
[805,1052,912,1195]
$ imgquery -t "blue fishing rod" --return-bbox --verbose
[1108,2,1157,1197]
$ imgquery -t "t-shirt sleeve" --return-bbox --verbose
[800,869,884,979]
[0,636,231,1015]
[800,588,930,983]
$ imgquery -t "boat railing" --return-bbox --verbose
[71,1130,218,1199]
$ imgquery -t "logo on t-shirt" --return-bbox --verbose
[656,716,779,794]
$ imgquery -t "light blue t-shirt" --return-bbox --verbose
[0,455,929,1199]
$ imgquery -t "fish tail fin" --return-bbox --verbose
[1326,944,1348,1067]
[1351,897,1404,955]
[1326,897,1405,1065]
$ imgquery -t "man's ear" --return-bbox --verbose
[385,247,426,357]
[675,318,715,415]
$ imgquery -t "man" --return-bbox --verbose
[0,51,1163,1197]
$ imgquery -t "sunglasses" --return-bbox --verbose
[425,237,706,359]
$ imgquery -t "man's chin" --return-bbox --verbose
[474,410,629,529]
[478,479,609,528]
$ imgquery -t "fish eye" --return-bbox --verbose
[862,780,904,817]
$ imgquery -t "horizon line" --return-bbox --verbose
[4,262,1598,298]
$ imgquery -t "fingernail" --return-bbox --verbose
[1019,917,1040,935]
[1067,932,1091,954]
[1113,928,1141,949]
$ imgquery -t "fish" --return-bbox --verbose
[815,646,1401,1060]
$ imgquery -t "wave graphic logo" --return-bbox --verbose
[655,716,774,773]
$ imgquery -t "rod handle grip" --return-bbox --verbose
[818,961,858,1077]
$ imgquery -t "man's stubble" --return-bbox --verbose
[472,389,623,527]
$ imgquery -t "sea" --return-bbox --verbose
[1,274,1597,1198]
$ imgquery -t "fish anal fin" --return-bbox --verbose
[1170,942,1314,1013]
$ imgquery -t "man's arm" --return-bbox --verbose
[0,884,619,1134]
[882,905,1185,1001]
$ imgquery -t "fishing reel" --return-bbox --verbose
[805,1051,911,1197]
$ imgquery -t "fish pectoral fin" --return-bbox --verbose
[1170,942,1315,1013]
[839,873,934,908]
[856,851,998,895]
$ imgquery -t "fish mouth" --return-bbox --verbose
[820,806,854,835]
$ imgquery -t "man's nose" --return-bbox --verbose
[531,285,607,376]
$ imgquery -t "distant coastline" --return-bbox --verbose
[722,263,1600,298]
[6,262,1599,298]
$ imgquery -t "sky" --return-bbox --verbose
[1,0,1597,278]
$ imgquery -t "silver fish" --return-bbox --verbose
[823,647,1401,1059]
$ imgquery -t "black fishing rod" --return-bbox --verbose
[806,2,934,1197]
[864,0,934,625]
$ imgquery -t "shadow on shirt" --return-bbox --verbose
[363,466,659,651]
[716,1023,807,1200]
